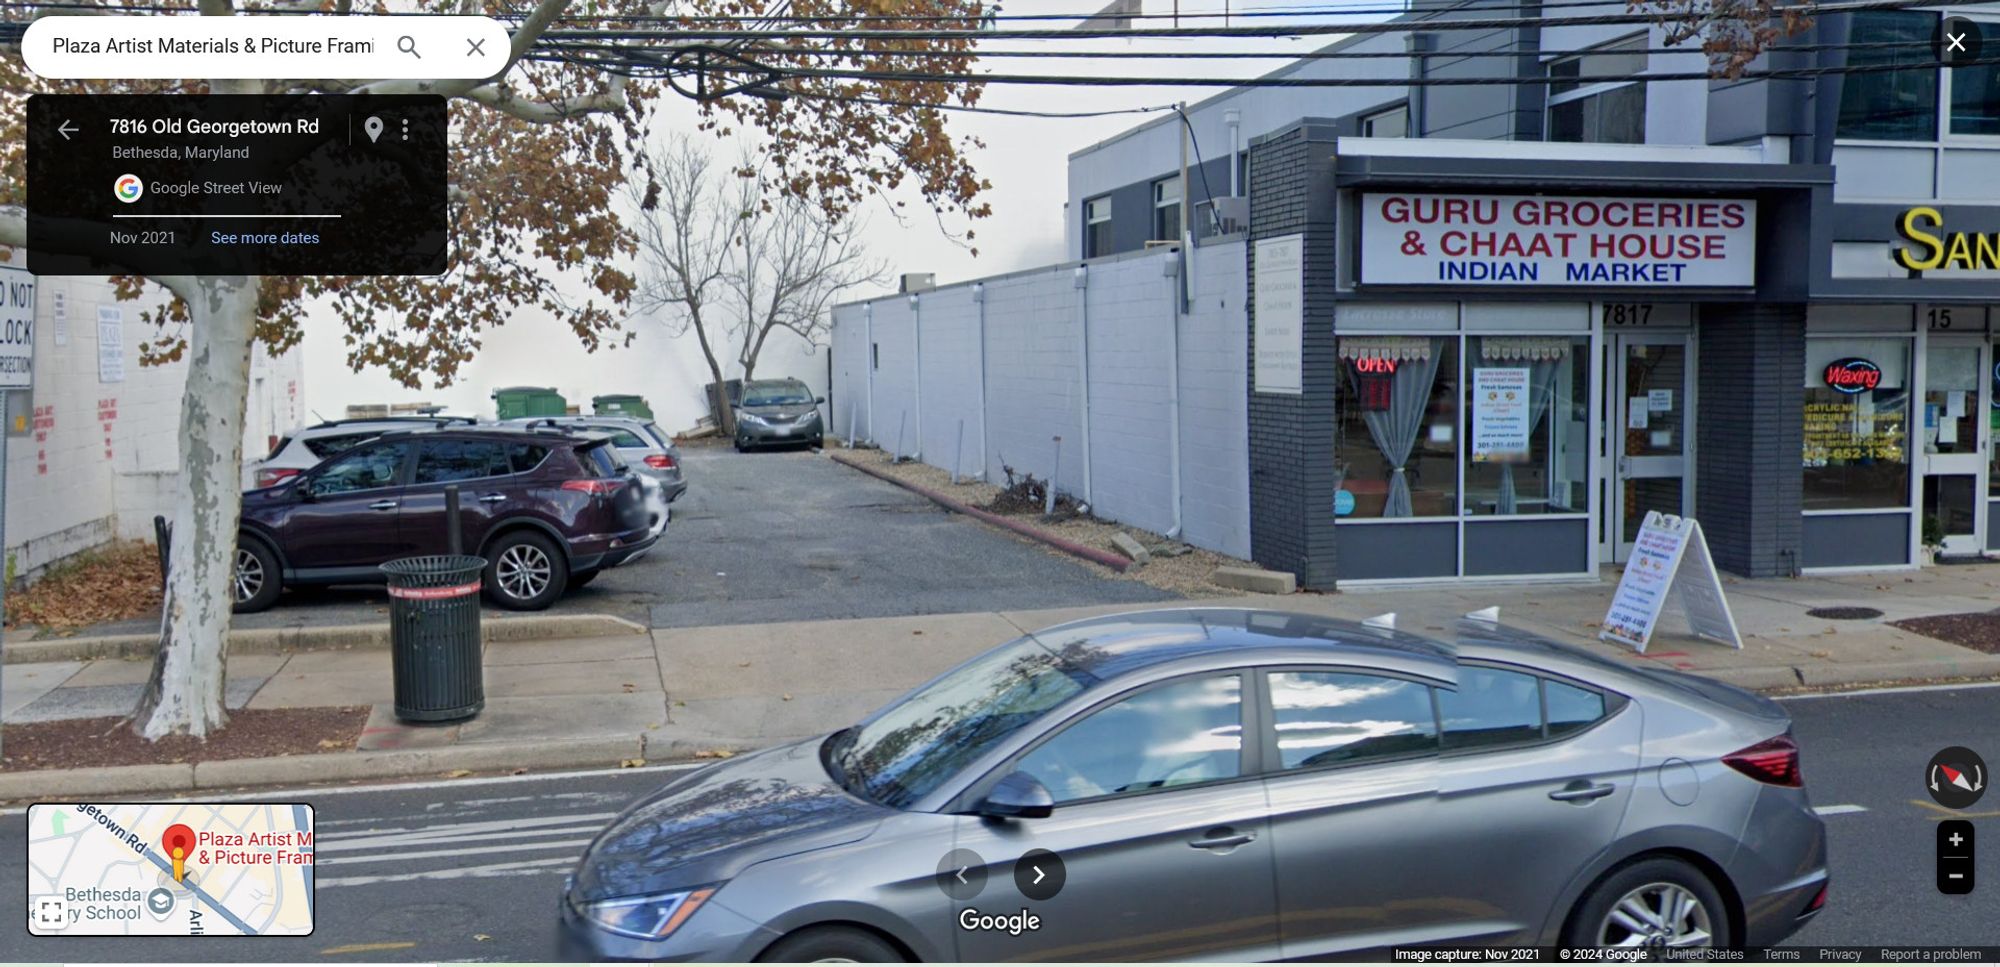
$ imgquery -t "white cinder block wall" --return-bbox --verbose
[912,287,983,480]
[4,273,304,583]
[830,240,1250,559]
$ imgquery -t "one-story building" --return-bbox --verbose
[833,1,2000,589]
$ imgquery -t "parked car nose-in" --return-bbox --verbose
[733,378,824,451]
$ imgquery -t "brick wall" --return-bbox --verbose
[1695,302,1806,577]
[1246,124,1341,589]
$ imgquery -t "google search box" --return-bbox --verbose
[22,15,510,80]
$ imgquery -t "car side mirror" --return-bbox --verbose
[294,478,316,502]
[815,396,826,405]
[975,770,1054,820]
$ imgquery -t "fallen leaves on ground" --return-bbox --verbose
[5,541,163,632]
[693,749,736,759]
[444,768,474,778]
[619,758,646,768]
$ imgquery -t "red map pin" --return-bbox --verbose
[161,823,195,883]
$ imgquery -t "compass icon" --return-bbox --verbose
[1928,746,1987,810]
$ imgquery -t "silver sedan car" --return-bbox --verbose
[560,608,1828,961]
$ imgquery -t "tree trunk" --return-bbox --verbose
[692,313,735,436]
[133,276,257,739]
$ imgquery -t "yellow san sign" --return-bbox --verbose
[1894,206,2000,271]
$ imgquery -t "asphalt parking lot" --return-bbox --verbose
[582,445,1174,628]
[59,446,1173,638]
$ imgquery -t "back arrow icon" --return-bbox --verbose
[57,119,76,140]
[954,867,969,884]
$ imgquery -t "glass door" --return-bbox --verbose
[1610,333,1692,563]
[1922,337,1990,558]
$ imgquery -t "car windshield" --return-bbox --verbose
[831,634,1095,809]
[742,383,813,407]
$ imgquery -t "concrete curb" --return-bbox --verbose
[5,613,647,665]
[830,452,1133,573]
[0,736,648,802]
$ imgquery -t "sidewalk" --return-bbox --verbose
[4,562,1996,796]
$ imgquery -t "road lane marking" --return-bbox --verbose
[320,856,575,888]
[318,837,596,866]
[1912,798,2000,819]
[1813,804,1868,816]
[323,823,607,853]
[1775,680,2000,701]
[321,941,420,955]
[317,812,618,848]
[0,761,707,816]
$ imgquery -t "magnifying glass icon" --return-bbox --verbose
[397,35,420,58]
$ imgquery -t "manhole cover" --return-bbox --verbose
[1806,606,1884,620]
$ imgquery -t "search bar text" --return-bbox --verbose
[22,15,511,80]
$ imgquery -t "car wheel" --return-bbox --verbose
[734,437,749,452]
[231,537,282,614]
[483,531,567,611]
[1564,857,1731,949]
[567,569,599,590]
[756,926,905,963]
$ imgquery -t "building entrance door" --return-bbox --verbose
[1608,332,1692,563]
[1921,337,1990,559]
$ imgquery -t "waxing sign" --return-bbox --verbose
[1823,357,1882,394]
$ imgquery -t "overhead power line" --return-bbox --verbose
[535,0,1945,43]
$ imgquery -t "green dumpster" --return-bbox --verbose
[492,386,567,420]
[592,394,654,420]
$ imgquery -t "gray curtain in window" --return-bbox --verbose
[1497,358,1562,515]
[1360,342,1443,518]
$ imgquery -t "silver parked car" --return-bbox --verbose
[506,416,687,504]
[560,608,1828,962]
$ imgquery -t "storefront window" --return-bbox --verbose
[1337,336,1457,518]
[1991,344,2000,497]
[1949,20,2000,136]
[1803,338,1912,510]
[1464,336,1590,515]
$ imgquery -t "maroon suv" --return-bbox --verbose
[234,426,657,612]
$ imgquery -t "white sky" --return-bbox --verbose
[299,0,1339,433]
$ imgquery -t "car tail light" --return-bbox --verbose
[255,467,301,489]
[1723,733,1802,787]
[561,479,620,495]
[1807,884,1828,912]
[644,454,676,470]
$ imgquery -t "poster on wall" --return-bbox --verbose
[1359,193,1757,287]
[97,304,124,384]
[1601,512,1743,653]
[1470,367,1530,461]
[1252,234,1304,394]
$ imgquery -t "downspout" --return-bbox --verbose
[1225,108,1241,196]
[909,292,923,462]
[973,282,988,482]
[1164,253,1184,541]
[864,301,874,445]
[1074,265,1093,508]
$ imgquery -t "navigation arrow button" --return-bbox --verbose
[56,119,76,141]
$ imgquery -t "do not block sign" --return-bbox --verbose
[1601,511,1743,653]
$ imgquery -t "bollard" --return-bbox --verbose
[847,409,857,449]
[445,484,464,555]
[1046,436,1062,517]
[153,515,171,583]
[894,411,908,464]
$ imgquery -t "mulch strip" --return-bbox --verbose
[0,706,370,772]
[1890,612,2000,654]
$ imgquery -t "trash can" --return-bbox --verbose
[380,555,487,722]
